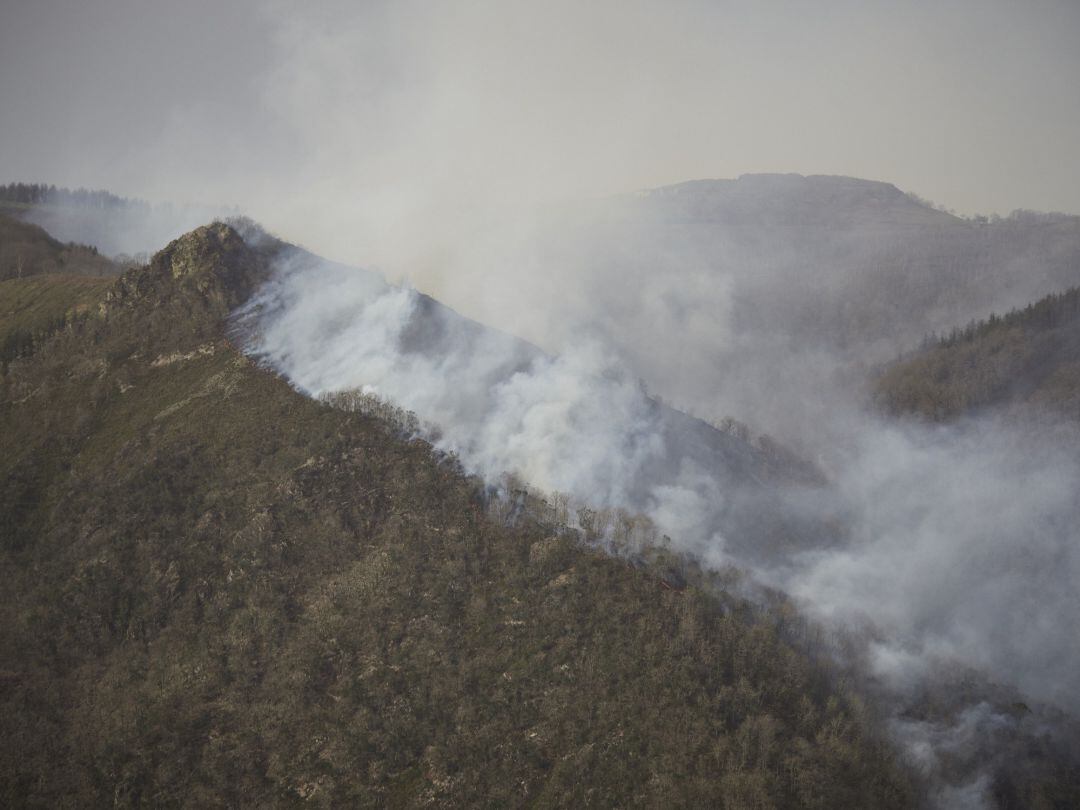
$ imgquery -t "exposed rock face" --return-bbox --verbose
[100,222,272,317]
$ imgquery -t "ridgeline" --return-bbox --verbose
[0,222,913,807]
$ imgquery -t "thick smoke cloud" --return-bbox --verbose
[786,420,1080,713]
[239,248,1080,733]
[236,251,728,566]
[444,179,1080,458]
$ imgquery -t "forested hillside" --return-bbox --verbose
[0,223,917,807]
[874,287,1080,422]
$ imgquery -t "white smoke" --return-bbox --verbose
[891,703,1006,810]
[236,244,1080,807]
[782,419,1080,713]
[237,251,724,555]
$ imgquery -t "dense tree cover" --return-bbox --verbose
[874,287,1080,422]
[0,223,920,807]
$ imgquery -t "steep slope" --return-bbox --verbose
[234,238,833,568]
[0,223,913,807]
[873,287,1080,422]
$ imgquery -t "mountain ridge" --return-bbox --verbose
[0,220,919,807]
[5,213,1080,805]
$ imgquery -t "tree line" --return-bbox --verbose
[0,182,150,211]
[921,285,1080,351]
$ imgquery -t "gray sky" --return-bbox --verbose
[2,0,1079,268]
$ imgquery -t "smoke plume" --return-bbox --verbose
[238,243,1080,728]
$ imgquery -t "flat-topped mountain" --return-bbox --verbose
[640,173,957,228]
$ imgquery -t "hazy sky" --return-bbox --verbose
[2,0,1079,266]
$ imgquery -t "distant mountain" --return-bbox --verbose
[639,173,958,229]
[624,174,1080,358]
[874,286,1080,423]
[504,173,1080,447]
[230,226,834,566]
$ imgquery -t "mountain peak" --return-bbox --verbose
[150,221,264,305]
[100,221,271,320]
